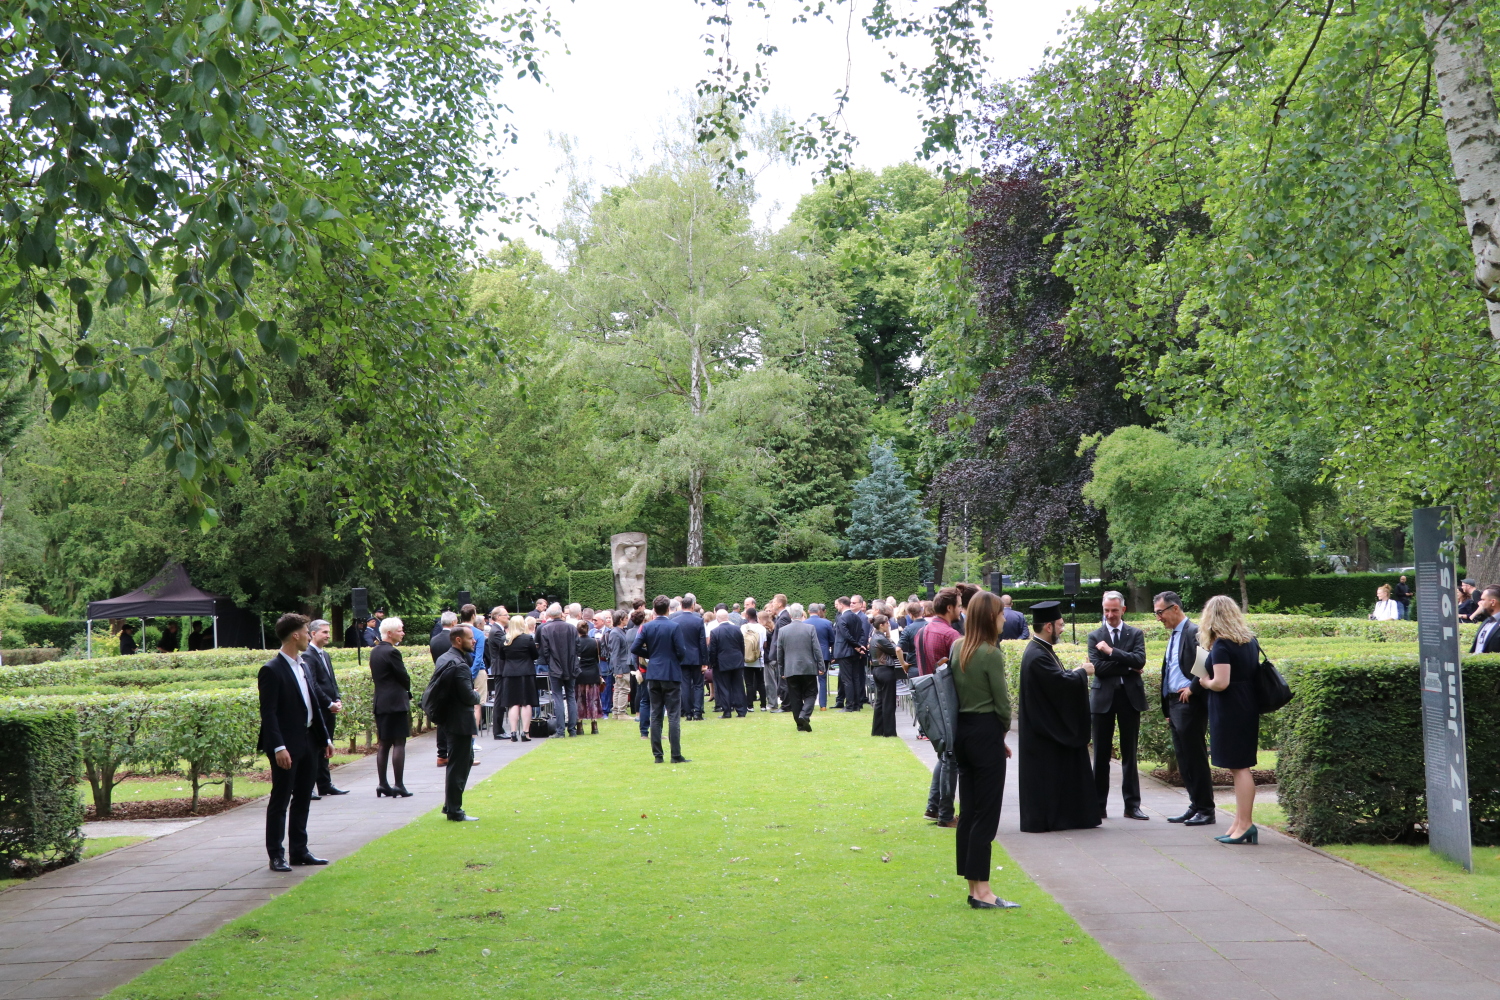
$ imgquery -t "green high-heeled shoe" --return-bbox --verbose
[1215,825,1258,845]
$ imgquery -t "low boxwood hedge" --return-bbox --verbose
[0,707,83,867]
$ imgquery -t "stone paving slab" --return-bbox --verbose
[0,727,546,999]
[898,715,1500,1000]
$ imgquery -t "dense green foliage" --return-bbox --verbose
[1004,574,1421,618]
[568,558,920,611]
[0,707,82,866]
[844,439,935,577]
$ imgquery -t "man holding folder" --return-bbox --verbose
[1153,591,1215,827]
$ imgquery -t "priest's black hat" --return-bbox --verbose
[1031,600,1064,626]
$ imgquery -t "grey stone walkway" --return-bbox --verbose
[899,715,1500,1000]
[0,729,542,1000]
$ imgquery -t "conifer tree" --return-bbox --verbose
[844,438,935,577]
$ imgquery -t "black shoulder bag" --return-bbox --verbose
[1252,639,1293,713]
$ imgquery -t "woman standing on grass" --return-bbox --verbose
[947,591,1017,909]
[575,621,604,734]
[369,617,413,797]
[500,615,540,742]
[1198,595,1261,845]
[868,615,902,737]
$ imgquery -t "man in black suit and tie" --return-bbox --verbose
[1471,586,1500,653]
[708,609,747,718]
[302,620,348,798]
[429,625,482,820]
[1154,591,1214,826]
[1088,592,1148,820]
[835,596,869,711]
[258,613,333,871]
[670,596,708,721]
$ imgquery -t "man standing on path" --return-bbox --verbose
[258,613,332,871]
[919,589,964,827]
[428,625,481,821]
[301,620,347,799]
[631,595,692,763]
[708,609,747,718]
[459,605,486,755]
[775,604,822,731]
[1155,591,1215,827]
[1017,601,1099,833]
[537,604,580,737]
[1087,592,1147,820]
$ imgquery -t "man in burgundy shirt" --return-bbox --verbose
[921,588,964,825]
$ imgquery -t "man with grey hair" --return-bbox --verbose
[537,603,580,737]
[301,619,347,798]
[1088,591,1148,820]
[774,604,821,731]
[565,602,583,624]
[429,610,461,766]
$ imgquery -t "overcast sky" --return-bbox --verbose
[484,0,1088,254]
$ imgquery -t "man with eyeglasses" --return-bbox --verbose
[1154,592,1215,826]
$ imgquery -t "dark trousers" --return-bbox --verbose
[716,668,745,715]
[647,680,682,760]
[870,665,899,736]
[265,736,317,861]
[441,727,474,816]
[548,676,578,735]
[316,711,338,792]
[837,657,866,710]
[1168,697,1214,815]
[681,665,703,718]
[1092,688,1142,813]
[435,727,448,760]
[954,712,1007,881]
[928,752,957,822]
[785,674,818,723]
[745,664,766,708]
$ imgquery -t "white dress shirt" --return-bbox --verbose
[272,649,316,755]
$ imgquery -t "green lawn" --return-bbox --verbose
[83,835,149,859]
[107,712,1149,1000]
[1318,844,1500,924]
[81,777,274,805]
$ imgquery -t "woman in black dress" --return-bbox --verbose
[1198,595,1261,845]
[575,621,603,734]
[868,615,901,737]
[500,616,539,742]
[368,617,414,797]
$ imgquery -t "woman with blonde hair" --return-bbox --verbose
[1198,595,1261,845]
[1369,584,1401,621]
[499,613,539,743]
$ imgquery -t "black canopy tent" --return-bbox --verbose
[85,562,236,656]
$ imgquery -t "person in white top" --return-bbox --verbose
[1369,584,1402,621]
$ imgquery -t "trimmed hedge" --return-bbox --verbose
[9,615,88,650]
[0,648,60,665]
[0,708,83,867]
[568,558,921,611]
[1008,573,1411,617]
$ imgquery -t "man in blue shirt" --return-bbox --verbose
[1154,591,1214,826]
[808,603,835,710]
[631,596,692,764]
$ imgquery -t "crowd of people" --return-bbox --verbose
[253,585,1272,909]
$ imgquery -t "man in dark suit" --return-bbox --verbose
[999,595,1030,640]
[1154,591,1214,826]
[775,605,823,731]
[302,620,348,798]
[428,625,481,821]
[1471,586,1500,653]
[1087,593,1147,820]
[258,613,332,871]
[536,603,580,737]
[631,595,692,763]
[835,596,869,712]
[708,610,747,718]
[671,597,708,722]
[809,603,835,710]
[428,610,459,764]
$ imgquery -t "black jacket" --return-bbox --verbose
[536,619,579,680]
[708,620,746,671]
[1159,619,1206,717]
[1473,616,1500,654]
[257,651,330,756]
[670,611,707,667]
[427,649,480,734]
[301,644,341,716]
[369,642,412,714]
[500,632,538,678]
[577,635,602,685]
[834,609,865,662]
[430,627,452,662]
[1086,622,1147,714]
[1000,608,1030,640]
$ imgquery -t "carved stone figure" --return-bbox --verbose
[610,532,648,612]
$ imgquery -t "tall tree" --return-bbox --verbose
[845,437,935,577]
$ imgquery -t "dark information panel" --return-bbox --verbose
[1413,506,1473,872]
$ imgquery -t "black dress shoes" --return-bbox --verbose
[654,756,665,764]
[269,857,292,872]
[1167,809,1195,823]
[670,757,691,764]
[322,786,349,796]
[291,854,329,865]
[1124,806,1150,820]
[308,792,321,801]
[1183,811,1217,826]
[446,812,479,822]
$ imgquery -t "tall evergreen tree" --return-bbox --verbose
[845,438,935,577]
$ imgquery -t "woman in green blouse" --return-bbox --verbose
[949,591,1019,910]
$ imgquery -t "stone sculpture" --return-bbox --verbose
[610,532,648,612]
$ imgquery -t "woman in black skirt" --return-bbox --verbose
[1198,595,1261,845]
[868,615,901,737]
[500,616,540,742]
[368,617,413,797]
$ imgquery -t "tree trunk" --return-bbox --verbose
[1465,516,1500,586]
[1392,526,1406,565]
[931,502,948,589]
[223,775,234,802]
[1354,533,1371,571]
[1428,2,1500,339]
[1236,560,1249,610]
[1096,518,1114,585]
[686,465,704,567]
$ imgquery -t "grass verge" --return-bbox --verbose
[1316,844,1500,924]
[107,711,1148,1000]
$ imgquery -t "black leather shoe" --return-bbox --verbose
[308,792,321,801]
[323,786,349,796]
[654,756,665,764]
[1124,806,1150,820]
[1166,810,1195,823]
[670,757,691,764]
[291,854,329,865]
[446,812,479,822]
[969,895,1020,909]
[269,857,292,872]
[1183,811,1217,826]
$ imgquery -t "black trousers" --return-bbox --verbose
[716,668,745,715]
[785,674,818,723]
[441,727,475,816]
[837,658,867,710]
[745,665,765,708]
[316,710,338,792]
[265,735,318,860]
[681,665,703,717]
[870,665,899,736]
[1167,697,1214,815]
[436,727,448,760]
[647,680,682,760]
[954,712,1007,881]
[1092,687,1141,813]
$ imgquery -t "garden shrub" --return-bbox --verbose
[10,615,88,650]
[153,691,262,810]
[568,558,921,611]
[0,708,83,868]
[1007,573,1412,617]
[0,648,61,665]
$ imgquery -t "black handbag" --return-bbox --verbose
[1253,639,1293,713]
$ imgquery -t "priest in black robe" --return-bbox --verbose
[1018,601,1101,833]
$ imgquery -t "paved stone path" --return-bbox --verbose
[899,715,1500,1000]
[0,730,541,1000]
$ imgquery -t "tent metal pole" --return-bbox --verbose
[213,615,219,649]
[86,619,92,659]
